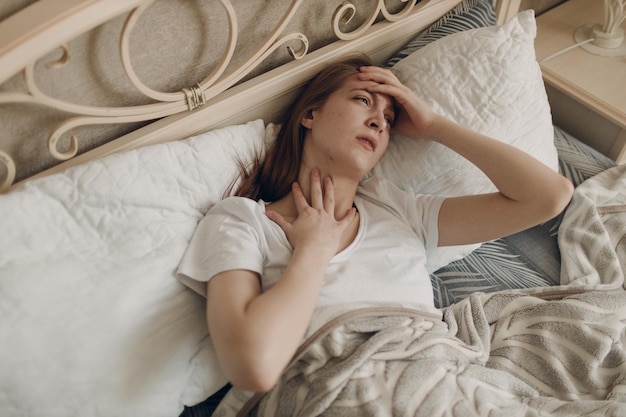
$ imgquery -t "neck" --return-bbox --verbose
[268,166,360,222]
[297,166,360,218]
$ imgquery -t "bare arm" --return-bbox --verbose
[206,169,356,392]
[359,66,574,246]
[426,118,573,245]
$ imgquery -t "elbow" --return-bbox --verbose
[229,367,281,393]
[223,351,284,393]
[543,176,575,220]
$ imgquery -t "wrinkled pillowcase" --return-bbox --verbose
[0,120,267,414]
[386,0,497,67]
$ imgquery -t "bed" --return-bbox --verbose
[1,1,625,416]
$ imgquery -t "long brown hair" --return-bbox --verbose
[232,54,376,202]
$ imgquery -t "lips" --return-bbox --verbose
[356,135,377,151]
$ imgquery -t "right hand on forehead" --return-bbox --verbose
[358,66,437,139]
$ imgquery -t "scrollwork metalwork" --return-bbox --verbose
[0,0,418,191]
[45,44,71,70]
[332,0,415,40]
[0,150,16,192]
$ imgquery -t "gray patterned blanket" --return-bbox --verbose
[212,166,626,417]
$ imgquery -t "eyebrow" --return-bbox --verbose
[351,88,396,117]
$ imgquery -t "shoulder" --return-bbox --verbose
[208,196,264,219]
[359,175,396,194]
[359,175,445,203]
[198,196,268,234]
[356,176,412,220]
[358,175,446,219]
[358,175,412,203]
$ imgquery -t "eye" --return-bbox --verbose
[385,116,395,127]
[356,96,369,105]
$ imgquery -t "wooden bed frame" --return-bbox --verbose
[0,0,521,192]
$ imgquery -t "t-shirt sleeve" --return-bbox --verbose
[409,193,445,258]
[176,197,266,297]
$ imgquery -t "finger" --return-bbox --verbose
[322,176,335,213]
[358,66,400,84]
[310,168,323,209]
[266,210,290,231]
[338,207,357,229]
[360,74,407,94]
[358,65,394,75]
[291,182,310,212]
[358,68,407,97]
[366,81,414,110]
[356,75,410,106]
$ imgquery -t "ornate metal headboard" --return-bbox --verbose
[0,0,518,192]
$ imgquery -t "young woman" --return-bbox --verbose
[177,55,574,393]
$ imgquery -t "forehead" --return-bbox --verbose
[341,74,395,112]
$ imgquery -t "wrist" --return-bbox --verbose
[292,245,334,269]
[421,113,450,142]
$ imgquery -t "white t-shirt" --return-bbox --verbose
[177,176,445,311]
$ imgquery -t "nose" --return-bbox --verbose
[367,111,386,132]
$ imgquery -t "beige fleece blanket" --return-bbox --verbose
[212,166,626,417]
[558,164,626,290]
[213,292,626,416]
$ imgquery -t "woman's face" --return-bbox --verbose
[300,73,396,178]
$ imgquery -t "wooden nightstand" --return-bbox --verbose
[534,0,626,164]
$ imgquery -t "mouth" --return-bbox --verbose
[356,135,377,151]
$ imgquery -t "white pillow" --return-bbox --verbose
[371,11,558,271]
[0,120,265,417]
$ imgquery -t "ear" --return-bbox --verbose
[300,108,315,129]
